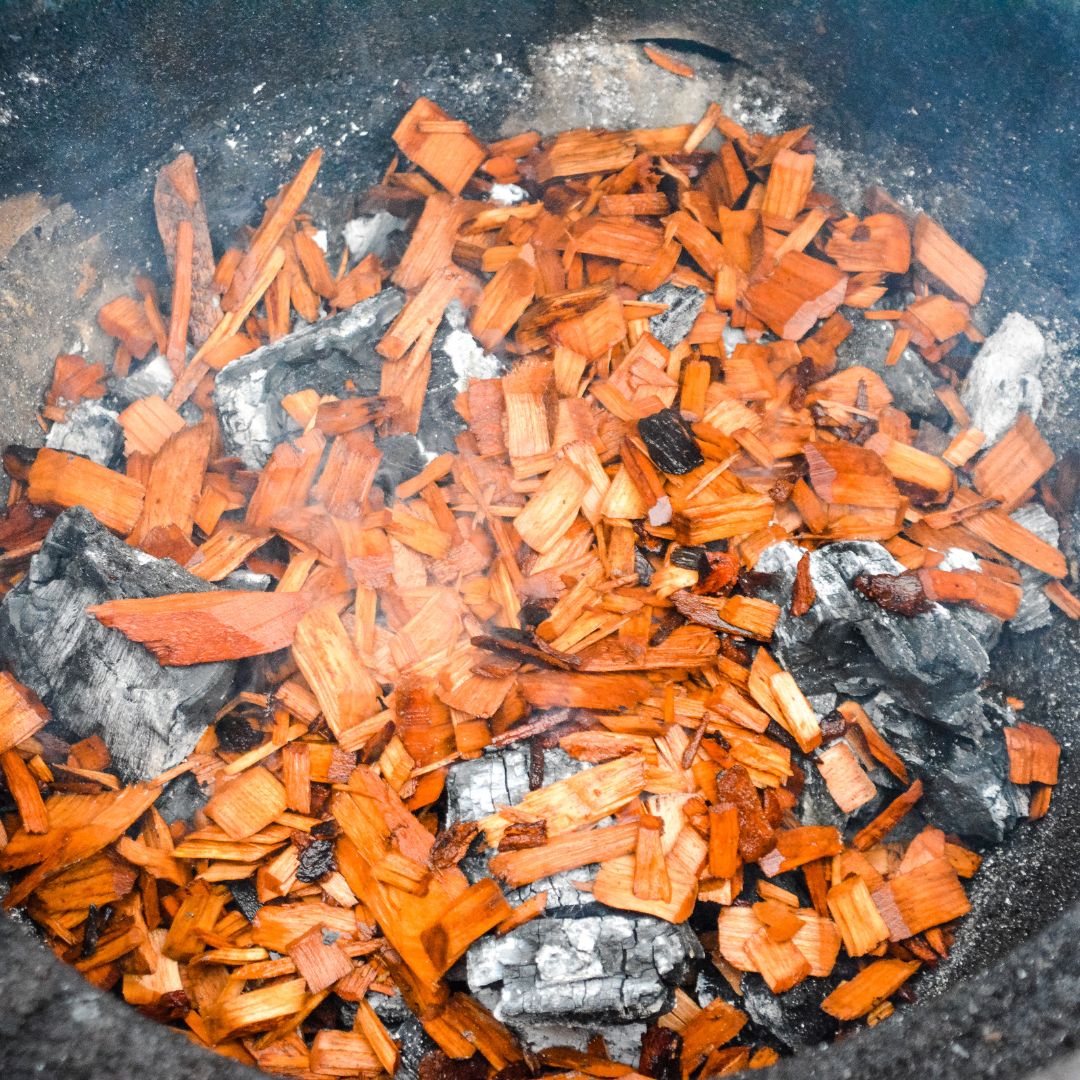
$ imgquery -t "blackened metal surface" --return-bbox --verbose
[0,1,1078,1078]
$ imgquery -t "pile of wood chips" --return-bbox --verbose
[0,79,1071,1077]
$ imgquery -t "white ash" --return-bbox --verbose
[343,211,407,261]
[45,400,123,466]
[489,183,529,205]
[961,312,1045,444]
[440,300,502,391]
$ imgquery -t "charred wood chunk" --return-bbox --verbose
[638,408,704,476]
[853,571,932,616]
[639,1025,682,1080]
[0,507,235,781]
[498,820,548,852]
[296,838,336,883]
[227,878,262,922]
[215,712,263,753]
[430,821,481,870]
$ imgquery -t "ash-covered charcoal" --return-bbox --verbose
[109,354,175,406]
[444,743,594,908]
[296,838,336,882]
[467,914,700,1035]
[637,409,704,476]
[227,878,262,922]
[641,283,706,349]
[960,312,1045,444]
[0,507,235,781]
[756,541,990,724]
[395,1013,441,1080]
[842,316,949,426]
[1009,504,1060,634]
[373,433,429,496]
[219,569,273,592]
[44,400,123,467]
[213,289,405,468]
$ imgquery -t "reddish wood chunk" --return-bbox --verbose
[821,959,920,1020]
[0,673,49,757]
[27,449,145,535]
[912,212,986,305]
[1004,722,1060,785]
[88,590,310,665]
[287,924,354,992]
[392,98,487,195]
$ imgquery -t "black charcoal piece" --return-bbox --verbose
[0,507,235,781]
[641,283,706,349]
[219,569,272,592]
[227,878,262,923]
[638,408,704,475]
[213,289,405,468]
[215,713,262,753]
[296,838,336,882]
[44,400,123,467]
[738,974,841,1050]
[467,913,700,1029]
[755,541,989,724]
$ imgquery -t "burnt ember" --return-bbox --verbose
[638,1026,682,1080]
[854,571,933,616]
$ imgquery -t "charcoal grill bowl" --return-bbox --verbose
[0,2,1078,1077]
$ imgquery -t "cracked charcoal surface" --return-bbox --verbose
[755,541,989,724]
[467,914,700,1028]
[0,507,235,781]
[213,289,404,469]
[153,771,208,825]
[444,743,595,908]
[641,283,706,349]
[961,312,1045,445]
[44,400,123,466]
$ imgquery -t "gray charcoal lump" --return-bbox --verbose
[0,507,235,781]
[467,914,700,1029]
[642,283,706,348]
[44,400,123,467]
[444,742,594,908]
[755,541,989,724]
[214,289,405,468]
